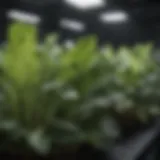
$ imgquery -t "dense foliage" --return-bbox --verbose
[0,22,158,155]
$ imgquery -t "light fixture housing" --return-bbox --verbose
[59,18,86,32]
[64,0,105,10]
[100,10,129,24]
[7,9,40,24]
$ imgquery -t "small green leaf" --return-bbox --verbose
[27,129,51,155]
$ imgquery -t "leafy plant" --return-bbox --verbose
[0,22,158,155]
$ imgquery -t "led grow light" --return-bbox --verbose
[7,9,40,24]
[100,11,129,24]
[60,18,85,32]
[65,0,105,10]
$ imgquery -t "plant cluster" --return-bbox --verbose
[0,22,158,155]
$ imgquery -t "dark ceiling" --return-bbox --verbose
[1,0,160,47]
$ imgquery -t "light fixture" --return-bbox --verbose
[65,0,105,10]
[100,11,129,24]
[60,18,85,32]
[7,9,40,24]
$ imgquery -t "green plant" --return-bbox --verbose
[0,22,157,155]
